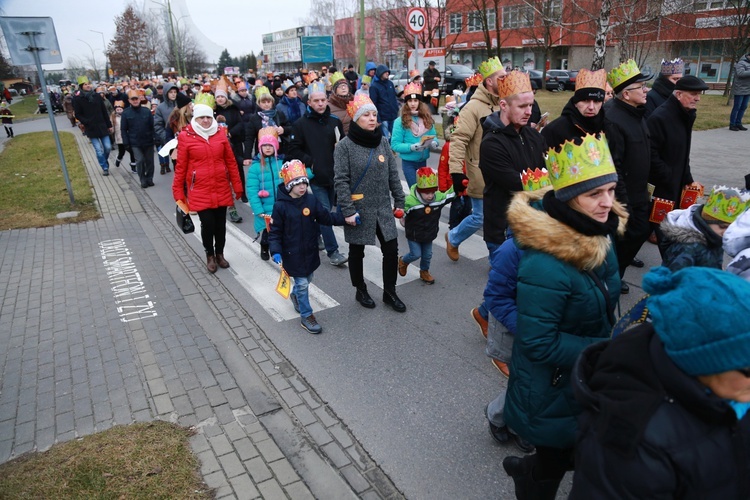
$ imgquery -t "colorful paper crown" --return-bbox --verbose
[498,70,532,99]
[305,71,318,85]
[281,160,308,187]
[607,59,643,91]
[281,79,295,92]
[478,57,503,79]
[361,75,372,85]
[347,93,375,118]
[409,69,420,79]
[308,81,327,95]
[575,68,607,91]
[702,186,750,224]
[77,75,89,85]
[660,58,684,76]
[416,167,438,190]
[465,73,484,88]
[329,71,346,87]
[255,86,272,101]
[404,82,422,99]
[257,127,279,150]
[545,133,616,192]
[194,92,215,109]
[520,168,551,192]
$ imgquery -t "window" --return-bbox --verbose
[467,9,496,32]
[546,0,562,21]
[449,13,463,34]
[503,5,534,28]
[693,0,740,8]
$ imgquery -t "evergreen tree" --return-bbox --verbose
[217,49,233,74]
[107,6,157,79]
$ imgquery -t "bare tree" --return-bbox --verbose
[516,0,565,81]
[301,0,357,31]
[718,0,750,98]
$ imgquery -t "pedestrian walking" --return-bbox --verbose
[390,82,439,187]
[730,52,750,131]
[1,101,14,138]
[247,127,285,260]
[73,75,113,176]
[121,90,156,188]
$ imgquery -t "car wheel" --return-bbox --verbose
[456,82,466,92]
[557,82,565,92]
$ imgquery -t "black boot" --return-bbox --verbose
[355,285,376,308]
[383,289,406,312]
[503,456,561,500]
[260,244,270,261]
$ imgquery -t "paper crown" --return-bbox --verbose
[545,133,616,193]
[575,68,607,91]
[498,70,532,99]
[255,86,272,101]
[281,79,295,92]
[520,168,551,192]
[661,58,684,76]
[702,186,750,224]
[409,69,420,79]
[193,92,215,109]
[77,75,89,85]
[281,160,308,187]
[329,71,346,87]
[308,81,327,95]
[305,71,318,85]
[608,59,645,91]
[465,73,484,88]
[416,167,438,190]
[478,57,503,79]
[257,127,279,150]
[404,82,422,99]
[347,93,375,118]
[361,75,372,85]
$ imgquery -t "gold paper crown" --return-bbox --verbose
[347,94,375,118]
[255,86,272,101]
[660,58,684,76]
[416,167,438,190]
[281,160,308,185]
[329,71,345,86]
[361,75,372,85]
[258,126,279,141]
[575,68,607,92]
[545,133,616,191]
[498,70,532,99]
[305,71,318,85]
[409,69,420,79]
[478,57,503,79]
[520,168,551,192]
[281,79,295,92]
[465,73,484,87]
[308,81,326,95]
[77,75,89,85]
[404,81,422,98]
[194,92,215,109]
[607,59,643,91]
[702,186,750,224]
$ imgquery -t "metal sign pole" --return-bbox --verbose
[23,30,75,204]
[414,35,419,72]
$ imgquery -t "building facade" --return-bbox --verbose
[262,26,333,74]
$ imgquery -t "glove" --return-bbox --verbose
[272,254,282,265]
[393,208,404,219]
[451,173,469,194]
[431,139,439,150]
[410,143,421,152]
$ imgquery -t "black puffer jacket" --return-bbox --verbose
[478,111,546,244]
[644,74,676,118]
[287,106,344,188]
[73,90,112,138]
[571,323,750,499]
[604,98,651,208]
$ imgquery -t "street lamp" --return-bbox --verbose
[90,30,109,82]
[77,38,100,81]
[150,0,184,76]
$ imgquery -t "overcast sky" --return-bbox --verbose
[1,0,314,71]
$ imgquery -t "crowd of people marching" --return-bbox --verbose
[67,53,750,498]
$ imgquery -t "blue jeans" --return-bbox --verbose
[730,94,750,126]
[310,184,338,255]
[401,159,426,188]
[293,273,314,319]
[403,240,433,271]
[90,135,112,170]
[447,197,483,248]
[380,120,394,140]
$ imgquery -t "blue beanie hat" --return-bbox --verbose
[643,266,750,376]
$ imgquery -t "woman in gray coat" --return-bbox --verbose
[334,95,406,311]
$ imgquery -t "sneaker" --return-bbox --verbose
[730,125,740,131]
[445,233,459,261]
[301,314,322,334]
[491,359,510,378]
[329,250,348,266]
[102,169,109,176]
[630,258,645,268]
[229,208,243,223]
[290,293,300,313]
[471,307,489,339]
[398,256,408,277]
[739,124,748,131]
[318,235,325,251]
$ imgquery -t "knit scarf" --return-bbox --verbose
[542,189,619,237]
[258,109,278,129]
[347,120,383,149]
[560,100,605,135]
[190,116,218,142]
[281,96,302,123]
[409,112,427,137]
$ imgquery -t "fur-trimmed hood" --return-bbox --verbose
[661,205,713,246]
[507,187,628,270]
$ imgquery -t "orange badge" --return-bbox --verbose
[425,207,432,214]
[378,155,385,163]
[302,207,311,216]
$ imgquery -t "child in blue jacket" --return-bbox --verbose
[269,160,347,334]
[390,82,439,186]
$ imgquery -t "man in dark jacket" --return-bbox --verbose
[154,82,178,175]
[121,90,155,188]
[368,64,399,139]
[422,60,441,93]
[604,60,653,293]
[344,64,359,94]
[232,82,255,124]
[647,75,709,251]
[73,76,113,175]
[287,82,347,266]
[572,265,750,499]
[644,58,684,118]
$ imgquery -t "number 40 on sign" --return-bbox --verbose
[406,7,427,34]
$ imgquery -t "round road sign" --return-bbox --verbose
[406,7,427,35]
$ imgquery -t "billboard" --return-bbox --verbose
[407,48,446,73]
[301,36,333,64]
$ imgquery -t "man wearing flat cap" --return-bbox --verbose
[423,61,441,93]
[647,75,708,252]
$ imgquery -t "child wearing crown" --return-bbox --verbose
[723,204,750,280]
[268,160,348,334]
[398,167,454,284]
[660,186,750,271]
[247,127,287,260]
[390,82,439,187]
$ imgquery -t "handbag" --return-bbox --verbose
[176,204,195,234]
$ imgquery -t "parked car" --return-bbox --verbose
[566,70,579,90]
[389,70,413,92]
[443,64,475,94]
[522,69,544,90]
[546,70,575,91]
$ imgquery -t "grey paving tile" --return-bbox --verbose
[322,442,351,468]
[340,464,372,493]
[218,451,246,479]
[256,437,285,463]
[257,479,285,500]
[229,474,260,500]
[235,437,260,461]
[268,458,300,486]
[305,422,333,446]
[283,480,315,500]
[244,456,272,483]
[209,433,234,457]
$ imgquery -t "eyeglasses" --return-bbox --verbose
[624,84,648,92]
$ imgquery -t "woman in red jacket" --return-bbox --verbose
[173,104,244,273]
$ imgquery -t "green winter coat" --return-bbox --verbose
[503,189,626,449]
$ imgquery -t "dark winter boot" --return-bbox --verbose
[355,285,376,308]
[383,289,406,312]
[206,255,217,273]
[503,456,561,500]
[260,244,270,261]
[160,165,166,175]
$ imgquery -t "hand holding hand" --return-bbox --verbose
[272,254,282,265]
[393,208,404,219]
[451,173,469,194]
[345,214,359,226]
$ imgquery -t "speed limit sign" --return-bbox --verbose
[406,7,427,34]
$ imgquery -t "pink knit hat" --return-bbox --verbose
[257,127,279,153]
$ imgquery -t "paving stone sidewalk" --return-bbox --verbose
[0,130,402,499]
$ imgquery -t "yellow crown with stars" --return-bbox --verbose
[255,86,272,101]
[702,186,750,224]
[329,71,345,87]
[498,70,532,99]
[520,168,551,192]
[478,57,503,79]
[193,91,215,109]
[575,68,607,91]
[545,133,616,191]
[607,59,642,91]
